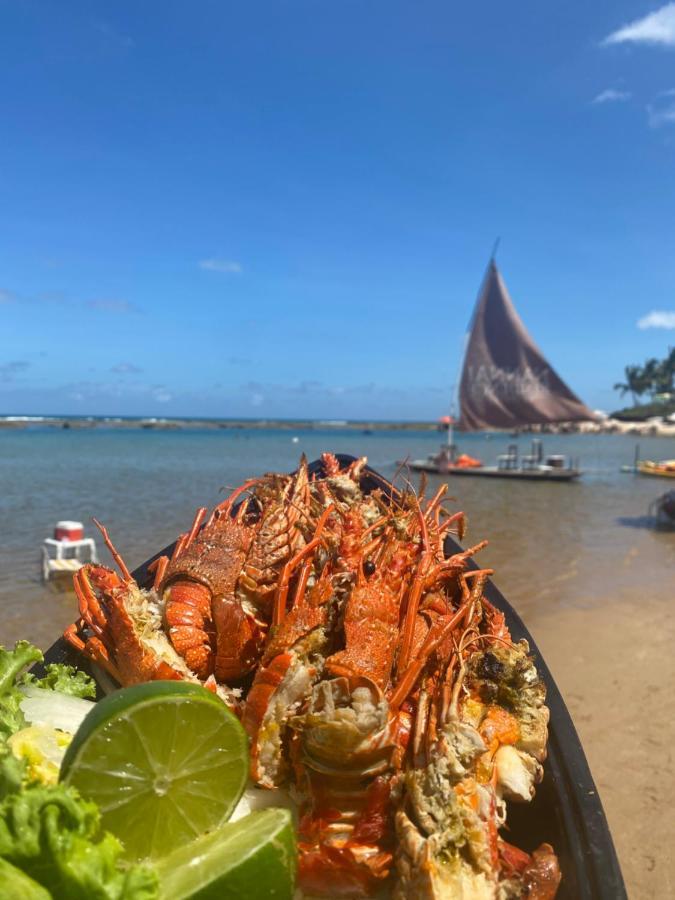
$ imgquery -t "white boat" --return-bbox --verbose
[41,521,98,582]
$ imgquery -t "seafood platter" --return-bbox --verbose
[31,453,624,898]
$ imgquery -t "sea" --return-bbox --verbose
[1,425,674,651]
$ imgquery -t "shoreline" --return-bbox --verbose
[2,414,675,437]
[0,416,440,432]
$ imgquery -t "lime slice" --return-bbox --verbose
[156,808,296,900]
[60,681,248,862]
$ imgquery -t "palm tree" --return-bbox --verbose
[642,358,665,398]
[613,365,644,406]
[653,360,672,395]
[664,346,675,393]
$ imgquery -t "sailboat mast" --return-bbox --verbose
[446,387,455,447]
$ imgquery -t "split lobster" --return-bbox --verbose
[64,453,560,899]
[65,461,314,689]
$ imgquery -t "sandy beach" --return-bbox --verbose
[528,595,674,899]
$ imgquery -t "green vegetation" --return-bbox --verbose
[1,645,297,899]
[610,399,675,422]
[612,348,675,418]
[0,642,157,899]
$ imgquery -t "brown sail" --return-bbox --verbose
[457,261,594,431]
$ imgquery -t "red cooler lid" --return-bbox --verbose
[54,521,84,541]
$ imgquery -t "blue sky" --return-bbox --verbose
[2,1,675,419]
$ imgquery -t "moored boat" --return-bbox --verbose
[649,489,675,527]
[410,456,581,481]
[637,459,675,478]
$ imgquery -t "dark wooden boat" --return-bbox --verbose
[42,454,624,899]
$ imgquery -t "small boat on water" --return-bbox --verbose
[412,439,581,481]
[649,489,675,527]
[637,459,675,479]
[41,521,98,582]
[409,254,594,480]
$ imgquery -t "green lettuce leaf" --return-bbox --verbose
[0,745,25,800]
[0,642,96,741]
[0,644,155,897]
[0,642,42,739]
[0,857,52,899]
[0,780,157,899]
[22,664,96,700]
[0,641,43,695]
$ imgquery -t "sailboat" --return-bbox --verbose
[410,256,595,481]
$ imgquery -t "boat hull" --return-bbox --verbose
[407,460,581,480]
[637,461,675,479]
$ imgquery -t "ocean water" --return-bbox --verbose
[1,426,673,650]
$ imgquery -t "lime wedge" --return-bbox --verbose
[156,808,296,900]
[60,681,248,862]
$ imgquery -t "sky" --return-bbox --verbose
[1,1,675,420]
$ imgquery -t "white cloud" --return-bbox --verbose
[199,258,243,274]
[0,288,17,304]
[603,3,675,47]
[62,379,174,404]
[592,88,632,104]
[647,88,675,126]
[637,310,675,329]
[152,386,173,403]
[111,362,143,374]
[0,360,30,382]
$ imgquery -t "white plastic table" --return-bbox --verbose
[41,537,98,581]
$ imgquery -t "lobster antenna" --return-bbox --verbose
[92,518,132,582]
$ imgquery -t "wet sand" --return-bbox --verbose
[527,595,674,899]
